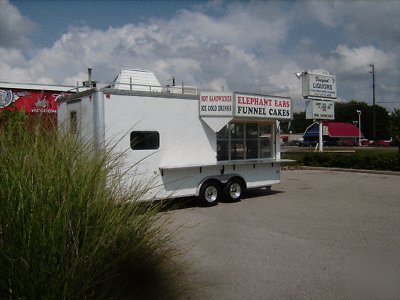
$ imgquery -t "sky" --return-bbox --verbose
[1,0,399,112]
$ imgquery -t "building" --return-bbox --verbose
[0,82,77,124]
[303,121,363,146]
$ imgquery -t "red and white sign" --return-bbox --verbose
[235,93,292,119]
[0,89,64,114]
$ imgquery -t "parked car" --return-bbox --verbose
[372,140,391,147]
[338,139,357,146]
[299,140,318,147]
[360,139,372,146]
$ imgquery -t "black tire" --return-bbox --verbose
[199,180,220,206]
[222,178,245,202]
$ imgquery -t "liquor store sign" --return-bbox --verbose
[302,73,337,99]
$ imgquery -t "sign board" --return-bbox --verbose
[306,100,335,120]
[200,92,292,120]
[302,73,337,99]
[0,89,63,114]
[200,92,292,132]
[199,92,233,117]
[235,93,292,120]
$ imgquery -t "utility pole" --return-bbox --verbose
[370,64,376,141]
[356,110,361,146]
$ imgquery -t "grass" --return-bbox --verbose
[0,112,187,299]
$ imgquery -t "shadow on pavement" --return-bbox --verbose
[242,187,283,200]
[159,187,283,212]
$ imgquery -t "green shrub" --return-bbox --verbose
[283,150,400,171]
[0,112,186,299]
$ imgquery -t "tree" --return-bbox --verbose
[389,109,400,153]
[282,112,313,134]
[335,101,390,140]
[389,109,400,139]
[282,101,391,139]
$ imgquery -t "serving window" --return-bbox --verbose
[217,122,273,161]
[130,131,160,150]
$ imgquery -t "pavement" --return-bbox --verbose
[167,169,400,299]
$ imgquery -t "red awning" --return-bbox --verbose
[323,121,361,138]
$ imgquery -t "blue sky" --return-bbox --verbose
[1,0,399,112]
[13,0,205,47]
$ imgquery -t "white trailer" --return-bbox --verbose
[58,69,293,206]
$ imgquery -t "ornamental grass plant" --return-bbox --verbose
[0,111,186,299]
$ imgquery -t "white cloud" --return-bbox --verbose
[304,0,400,49]
[0,0,36,48]
[0,0,399,111]
[304,1,344,28]
[331,45,395,74]
[342,1,400,48]
[0,1,293,89]
[268,62,302,97]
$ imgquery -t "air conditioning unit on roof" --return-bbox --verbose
[112,69,162,92]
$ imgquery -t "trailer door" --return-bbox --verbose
[66,100,82,136]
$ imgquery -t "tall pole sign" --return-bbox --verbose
[296,70,337,152]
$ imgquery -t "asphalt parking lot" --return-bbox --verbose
[168,169,400,300]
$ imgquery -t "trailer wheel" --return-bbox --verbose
[199,180,220,206]
[223,178,245,202]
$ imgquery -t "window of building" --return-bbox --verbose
[130,131,160,150]
[217,122,273,161]
[69,111,77,134]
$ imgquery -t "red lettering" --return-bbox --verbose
[274,99,290,107]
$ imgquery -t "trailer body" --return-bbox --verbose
[58,70,292,205]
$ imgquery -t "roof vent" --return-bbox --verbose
[83,68,96,87]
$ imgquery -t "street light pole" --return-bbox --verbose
[370,64,376,141]
[319,121,323,152]
[356,110,361,146]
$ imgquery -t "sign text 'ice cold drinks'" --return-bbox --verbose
[200,93,233,117]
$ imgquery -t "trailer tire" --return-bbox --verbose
[199,180,220,206]
[222,178,245,202]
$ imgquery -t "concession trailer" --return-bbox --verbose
[58,69,293,205]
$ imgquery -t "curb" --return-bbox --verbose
[283,166,400,176]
